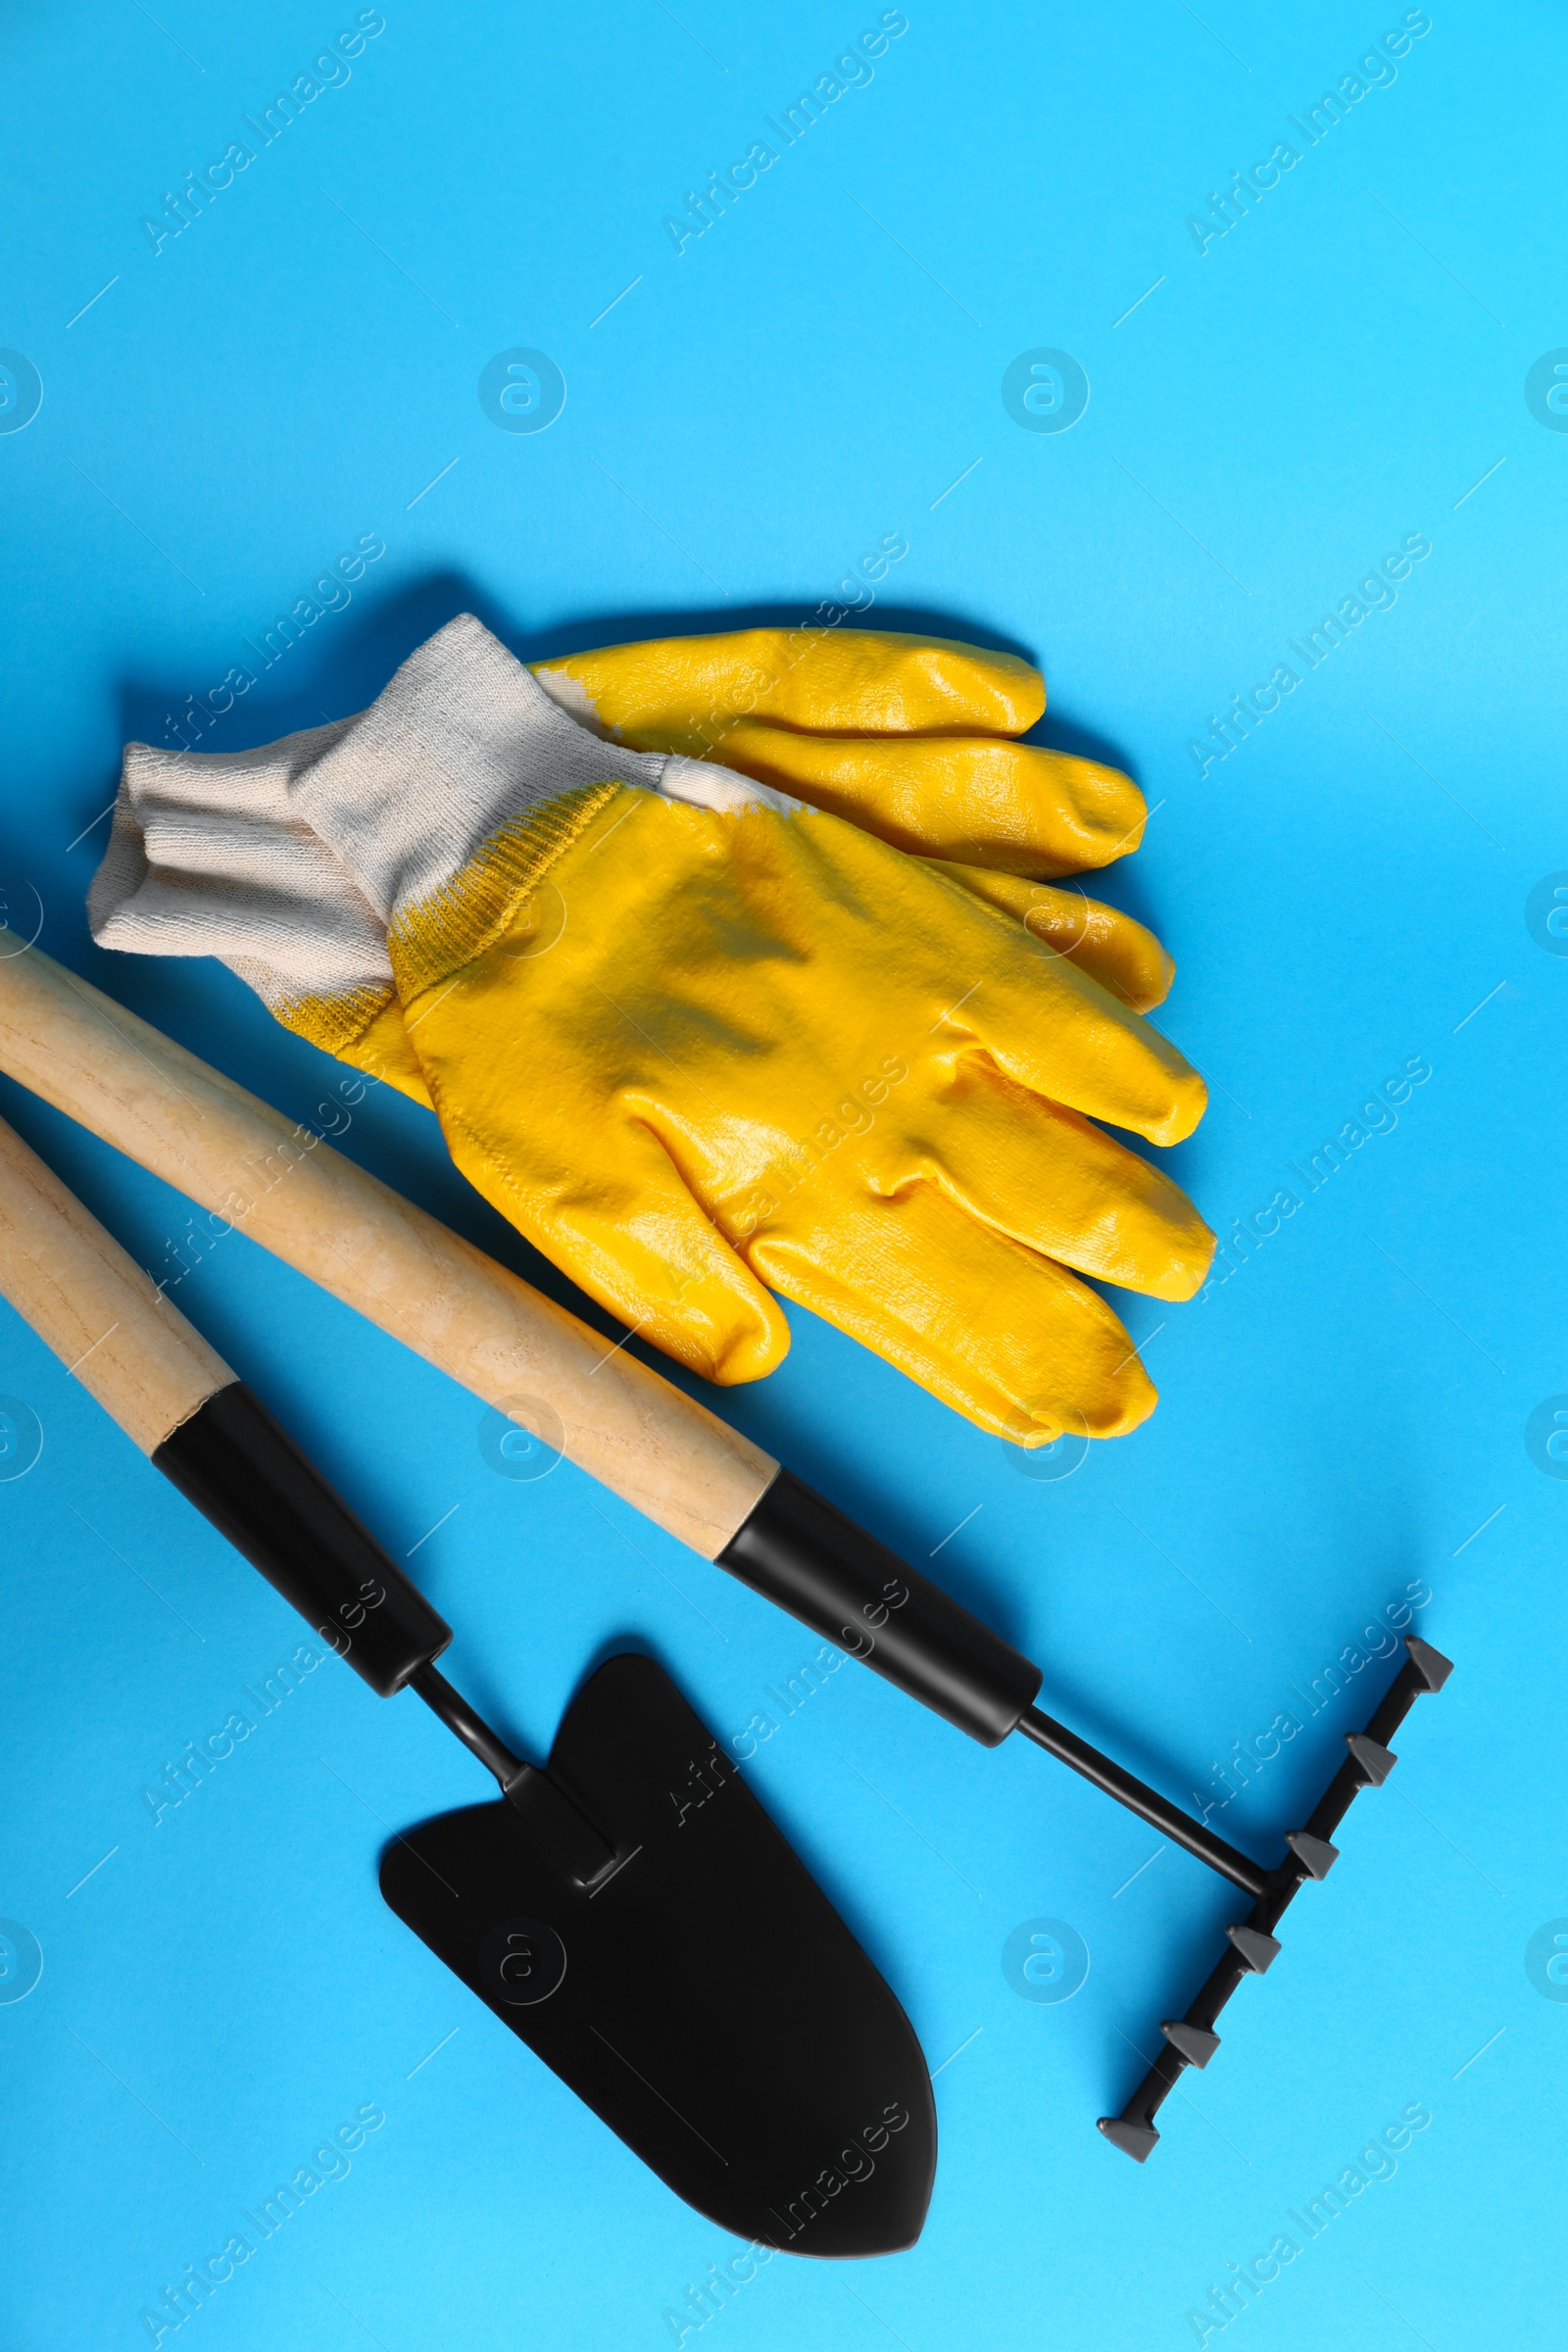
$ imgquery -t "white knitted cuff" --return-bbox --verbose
[88,614,798,1019]
[87,718,395,1018]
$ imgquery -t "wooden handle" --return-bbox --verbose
[0,1111,233,1453]
[0,947,776,1557]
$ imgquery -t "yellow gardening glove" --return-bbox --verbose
[389,788,1209,1443]
[90,617,1211,1445]
[352,624,1176,1099]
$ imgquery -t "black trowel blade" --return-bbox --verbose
[380,1653,936,2255]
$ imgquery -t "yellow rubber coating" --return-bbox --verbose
[384,788,1210,1445]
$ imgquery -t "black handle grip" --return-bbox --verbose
[154,1382,452,1696]
[717,1470,1041,1744]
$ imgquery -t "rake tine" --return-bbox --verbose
[1098,1636,1452,2162]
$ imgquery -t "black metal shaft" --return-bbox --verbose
[412,1661,529,1787]
[1016,1704,1271,1898]
[410,1662,616,1885]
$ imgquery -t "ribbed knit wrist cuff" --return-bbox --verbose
[87,612,800,1053]
[289,614,676,925]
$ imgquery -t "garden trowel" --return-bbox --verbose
[0,1110,936,2252]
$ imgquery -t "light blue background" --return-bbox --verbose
[1,4,1564,2345]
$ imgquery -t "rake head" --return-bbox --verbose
[1096,1636,1453,2160]
[715,1469,1455,2161]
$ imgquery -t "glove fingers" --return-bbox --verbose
[423,1085,793,1387]
[705,722,1146,877]
[928,865,1175,1012]
[747,1184,1157,1445]
[535,626,1044,749]
[927,882,1206,1146]
[887,1058,1214,1299]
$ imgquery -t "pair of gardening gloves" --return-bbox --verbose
[88,615,1213,1446]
